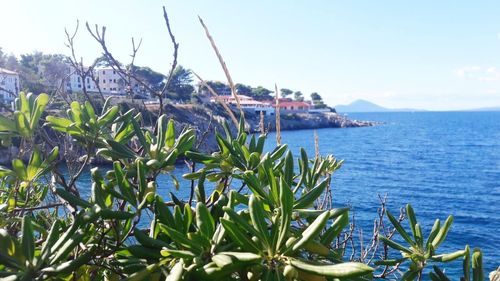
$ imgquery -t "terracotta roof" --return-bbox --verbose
[278,101,311,107]
[0,68,18,75]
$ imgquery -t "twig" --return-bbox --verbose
[198,16,244,121]
[275,83,281,145]
[158,6,180,116]
[13,203,64,212]
[192,71,239,127]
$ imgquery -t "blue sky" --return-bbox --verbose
[1,0,500,110]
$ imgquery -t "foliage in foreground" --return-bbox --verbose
[0,92,487,280]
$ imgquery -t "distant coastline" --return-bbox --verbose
[335,99,500,113]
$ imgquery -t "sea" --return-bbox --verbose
[267,111,500,276]
[76,111,499,277]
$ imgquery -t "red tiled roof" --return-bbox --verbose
[278,101,311,107]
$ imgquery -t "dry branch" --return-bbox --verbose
[198,16,244,121]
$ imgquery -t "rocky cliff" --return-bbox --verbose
[0,103,376,164]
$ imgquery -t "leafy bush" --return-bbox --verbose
[0,92,487,280]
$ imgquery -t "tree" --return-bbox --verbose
[280,88,293,98]
[93,54,116,67]
[235,83,252,96]
[294,91,304,102]
[18,52,53,94]
[0,47,6,67]
[131,65,166,93]
[204,81,231,95]
[167,65,194,101]
[251,86,273,100]
[0,48,18,71]
[40,54,69,90]
[310,92,327,109]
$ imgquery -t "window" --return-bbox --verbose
[77,77,81,82]
[78,84,81,88]
[113,71,116,74]
[103,88,106,90]
[103,79,105,83]
[86,78,90,83]
[103,70,105,74]
[113,79,116,83]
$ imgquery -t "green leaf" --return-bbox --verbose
[155,196,175,226]
[463,245,471,281]
[472,248,483,281]
[40,220,62,261]
[294,178,329,209]
[29,93,49,130]
[166,119,175,148]
[222,206,262,243]
[0,115,16,132]
[12,159,26,180]
[130,115,149,153]
[106,140,136,159]
[386,211,415,247]
[426,219,441,249]
[431,266,451,281]
[212,252,261,271]
[98,105,119,126]
[290,259,373,278]
[133,228,170,249]
[46,116,72,131]
[113,161,136,206]
[290,210,330,252]
[283,150,294,184]
[321,212,349,245]
[379,236,413,255]
[196,202,215,238]
[220,218,260,253]
[276,178,293,251]
[21,216,35,263]
[249,194,270,251]
[159,224,202,252]
[431,215,453,249]
[432,249,466,262]
[406,204,418,238]
[55,187,92,208]
[42,249,93,275]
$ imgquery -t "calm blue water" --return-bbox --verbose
[268,111,500,276]
[76,111,499,276]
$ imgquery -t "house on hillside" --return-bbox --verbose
[95,67,126,95]
[65,64,98,93]
[0,68,20,109]
[277,100,311,113]
[211,94,275,116]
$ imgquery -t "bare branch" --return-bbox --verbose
[158,6,180,117]
[198,16,244,121]
[192,70,239,127]
[275,83,281,145]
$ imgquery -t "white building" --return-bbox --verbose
[211,94,275,116]
[0,68,20,107]
[95,67,125,95]
[65,65,98,93]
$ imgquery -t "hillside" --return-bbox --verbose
[335,99,421,113]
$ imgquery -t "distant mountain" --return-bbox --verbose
[334,99,421,113]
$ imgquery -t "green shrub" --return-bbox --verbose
[0,93,485,280]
